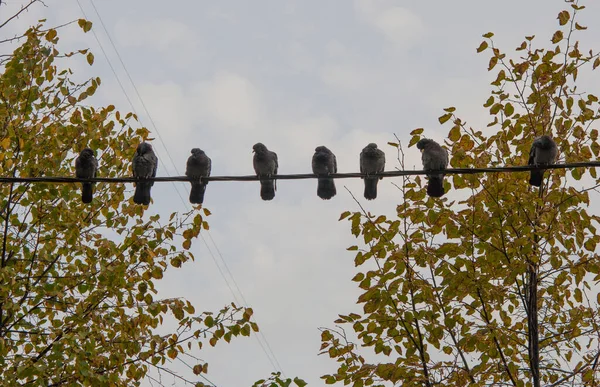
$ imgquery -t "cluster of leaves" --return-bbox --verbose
[322,1,600,386]
[0,19,258,386]
[252,372,308,387]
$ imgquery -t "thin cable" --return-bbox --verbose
[86,0,183,181]
[205,231,285,373]
[4,161,600,184]
[74,0,137,117]
[75,0,190,208]
[198,232,280,371]
[82,0,285,375]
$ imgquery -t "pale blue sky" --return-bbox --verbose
[3,0,600,385]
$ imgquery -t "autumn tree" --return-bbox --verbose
[323,1,600,386]
[0,4,260,386]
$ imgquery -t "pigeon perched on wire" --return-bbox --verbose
[252,143,278,200]
[416,138,449,198]
[132,142,158,205]
[186,148,211,205]
[312,146,337,200]
[528,135,558,187]
[75,147,98,204]
[360,143,385,200]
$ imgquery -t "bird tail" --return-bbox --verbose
[427,175,445,198]
[81,182,93,204]
[134,182,152,205]
[363,177,378,200]
[189,182,207,204]
[317,178,336,200]
[529,170,544,187]
[260,179,276,201]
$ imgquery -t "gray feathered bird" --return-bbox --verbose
[186,148,211,205]
[416,138,449,198]
[528,135,558,187]
[132,142,158,205]
[253,143,278,200]
[312,146,337,200]
[75,148,98,204]
[360,143,385,200]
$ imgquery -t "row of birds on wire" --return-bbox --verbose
[73,135,558,205]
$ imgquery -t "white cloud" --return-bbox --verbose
[354,0,425,48]
[192,71,264,129]
[114,17,195,52]
[320,63,367,90]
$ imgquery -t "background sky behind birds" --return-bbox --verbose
[3,1,600,385]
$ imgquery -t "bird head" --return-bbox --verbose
[136,142,153,155]
[80,148,95,158]
[416,138,432,151]
[253,143,267,153]
[315,145,330,154]
[191,148,204,155]
[535,135,555,149]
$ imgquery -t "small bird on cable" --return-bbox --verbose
[417,138,449,198]
[253,143,278,200]
[132,142,158,205]
[75,147,98,204]
[360,143,385,200]
[186,148,212,205]
[312,146,337,200]
[528,135,558,187]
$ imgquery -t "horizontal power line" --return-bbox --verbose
[0,161,598,184]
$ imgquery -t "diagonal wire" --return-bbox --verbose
[74,0,189,206]
[79,0,285,376]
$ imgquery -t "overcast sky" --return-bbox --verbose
[3,0,600,385]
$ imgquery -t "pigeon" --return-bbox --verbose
[186,148,212,205]
[416,138,449,198]
[252,143,278,200]
[528,135,558,187]
[312,146,337,200]
[132,142,158,205]
[75,148,98,204]
[360,143,385,200]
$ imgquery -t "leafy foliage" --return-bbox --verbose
[252,372,308,387]
[0,17,258,387]
[324,1,600,386]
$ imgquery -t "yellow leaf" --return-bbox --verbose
[193,364,203,375]
[476,41,488,53]
[448,126,461,142]
[552,30,564,44]
[1,138,10,150]
[45,29,57,41]
[488,56,498,71]
[438,113,452,124]
[557,10,570,26]
[86,52,94,65]
[182,239,191,250]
